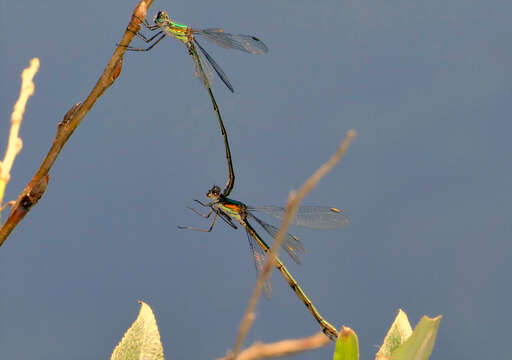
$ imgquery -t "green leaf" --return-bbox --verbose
[333,326,359,360]
[110,300,164,360]
[389,314,442,360]
[376,309,413,359]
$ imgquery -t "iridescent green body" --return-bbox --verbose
[161,21,190,44]
[170,21,188,30]
[125,10,268,93]
[123,11,237,194]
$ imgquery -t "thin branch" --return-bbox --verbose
[231,129,357,358]
[0,0,154,246]
[0,58,39,216]
[218,331,330,360]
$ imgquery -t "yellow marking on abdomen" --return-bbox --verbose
[243,221,338,340]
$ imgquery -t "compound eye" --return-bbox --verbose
[155,11,164,23]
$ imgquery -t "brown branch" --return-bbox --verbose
[0,58,40,217]
[0,0,154,246]
[218,331,330,360]
[230,129,357,358]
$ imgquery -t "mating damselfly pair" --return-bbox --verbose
[123,10,348,340]
[178,185,348,340]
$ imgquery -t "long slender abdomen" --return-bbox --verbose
[243,221,338,340]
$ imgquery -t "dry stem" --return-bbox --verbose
[230,129,356,358]
[0,58,40,214]
[218,331,330,360]
[0,0,154,246]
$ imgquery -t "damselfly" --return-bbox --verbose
[121,11,267,195]
[179,185,348,340]
[123,10,268,93]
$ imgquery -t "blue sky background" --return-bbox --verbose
[1,0,511,359]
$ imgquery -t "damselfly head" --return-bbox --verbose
[206,185,222,199]
[154,10,170,25]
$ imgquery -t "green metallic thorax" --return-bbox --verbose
[215,198,246,223]
[162,21,191,44]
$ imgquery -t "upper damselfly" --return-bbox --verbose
[123,10,268,93]
[121,11,268,195]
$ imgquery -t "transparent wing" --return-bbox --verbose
[194,28,268,55]
[194,39,234,92]
[248,206,349,230]
[248,212,305,265]
[188,42,214,89]
[246,229,272,299]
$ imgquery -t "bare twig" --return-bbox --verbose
[218,331,330,360]
[231,129,356,358]
[0,0,154,246]
[0,58,39,218]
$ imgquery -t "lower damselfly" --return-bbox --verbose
[179,185,349,340]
